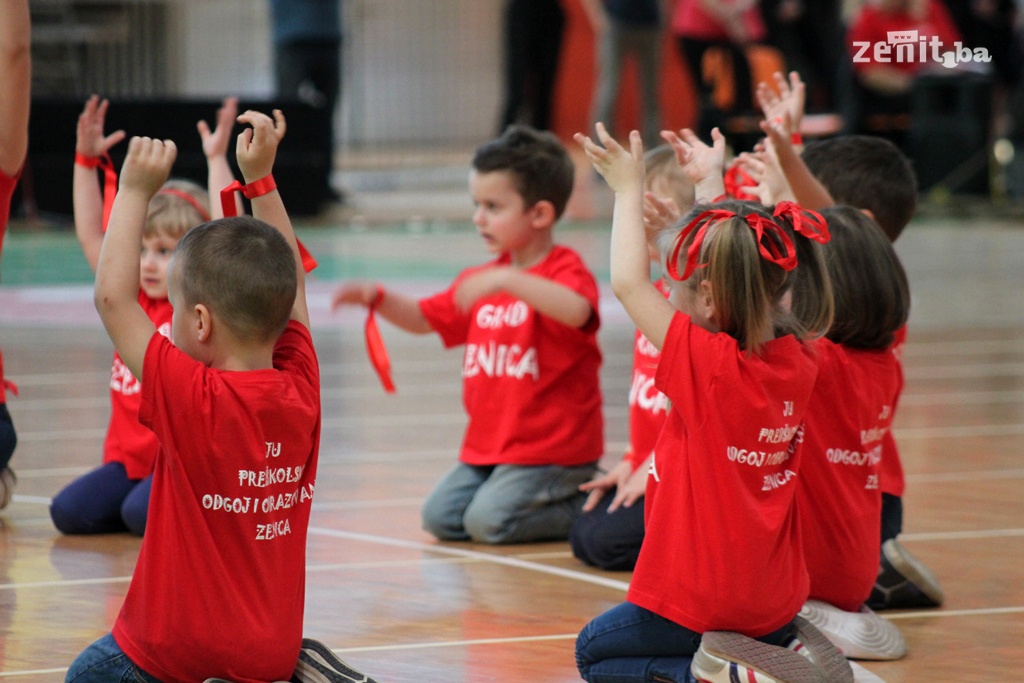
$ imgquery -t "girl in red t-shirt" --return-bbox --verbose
[795,206,911,661]
[49,95,236,535]
[574,124,851,683]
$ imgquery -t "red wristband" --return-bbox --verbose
[74,153,102,168]
[240,173,277,200]
[369,284,385,309]
[790,132,804,146]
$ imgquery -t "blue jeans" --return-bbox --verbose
[0,402,16,470]
[66,634,162,683]
[51,462,152,536]
[576,602,797,683]
[569,487,645,571]
[421,461,596,544]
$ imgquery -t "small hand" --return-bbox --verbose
[607,462,648,513]
[454,268,509,313]
[235,109,286,182]
[573,123,645,194]
[119,137,177,197]
[579,461,629,513]
[736,145,794,205]
[756,71,805,135]
[76,95,126,158]
[197,96,239,160]
[642,192,680,242]
[331,282,379,310]
[660,127,725,188]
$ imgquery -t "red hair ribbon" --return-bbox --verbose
[158,187,211,222]
[667,208,798,281]
[220,175,319,273]
[76,152,118,232]
[364,285,396,393]
[773,201,830,244]
[723,164,759,202]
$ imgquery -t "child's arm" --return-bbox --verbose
[197,96,239,219]
[660,127,727,204]
[0,0,30,177]
[73,96,126,271]
[576,125,675,350]
[453,268,593,329]
[94,137,176,379]
[234,109,309,329]
[760,116,834,210]
[331,282,433,334]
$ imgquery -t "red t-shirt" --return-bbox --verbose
[1,166,21,405]
[113,320,320,683]
[419,246,603,467]
[671,0,766,42]
[798,339,901,611]
[102,292,173,480]
[627,313,818,636]
[881,325,907,497]
[848,0,962,75]
[624,280,670,470]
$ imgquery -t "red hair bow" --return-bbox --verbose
[773,201,830,244]
[667,208,798,281]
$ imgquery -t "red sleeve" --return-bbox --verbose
[419,282,470,348]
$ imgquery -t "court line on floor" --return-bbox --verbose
[332,633,578,653]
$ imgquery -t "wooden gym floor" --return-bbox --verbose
[1,205,1023,682]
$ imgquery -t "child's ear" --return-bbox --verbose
[528,199,557,228]
[194,303,212,343]
[698,279,715,320]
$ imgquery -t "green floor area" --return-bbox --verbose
[0,220,615,286]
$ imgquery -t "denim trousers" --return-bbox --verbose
[50,462,152,535]
[576,602,797,683]
[421,461,596,544]
[65,634,162,683]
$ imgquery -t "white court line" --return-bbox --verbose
[900,528,1024,542]
[307,526,631,592]
[332,633,578,654]
[884,605,1024,620]
[0,575,131,590]
[0,668,68,678]
[11,494,51,505]
[906,467,1024,483]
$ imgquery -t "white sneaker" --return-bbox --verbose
[799,600,907,660]
[692,630,826,683]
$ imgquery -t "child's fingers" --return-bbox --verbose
[197,120,211,139]
[628,129,643,159]
[593,122,620,151]
[104,130,126,151]
[272,109,287,140]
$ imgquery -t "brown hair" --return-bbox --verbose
[472,125,575,219]
[819,206,910,349]
[145,179,211,240]
[802,135,917,242]
[172,217,296,344]
[661,199,833,355]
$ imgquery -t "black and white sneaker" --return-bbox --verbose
[866,538,944,610]
[293,638,378,683]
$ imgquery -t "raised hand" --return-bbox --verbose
[574,123,645,194]
[756,71,805,136]
[76,95,126,158]
[119,137,176,197]
[197,96,239,160]
[235,109,286,182]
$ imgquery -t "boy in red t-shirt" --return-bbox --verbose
[333,125,603,545]
[570,145,693,570]
[66,111,374,683]
[0,0,30,510]
[49,95,237,536]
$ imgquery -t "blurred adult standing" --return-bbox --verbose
[498,0,566,132]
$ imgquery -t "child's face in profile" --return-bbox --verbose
[469,170,536,255]
[140,233,179,300]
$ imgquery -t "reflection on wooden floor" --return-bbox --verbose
[3,220,1024,682]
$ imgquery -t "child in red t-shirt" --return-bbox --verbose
[66,111,375,683]
[0,0,30,510]
[332,125,603,545]
[49,95,238,536]
[570,145,693,570]
[796,206,911,661]
[574,123,850,683]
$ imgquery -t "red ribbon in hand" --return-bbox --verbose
[364,285,396,393]
[220,176,319,273]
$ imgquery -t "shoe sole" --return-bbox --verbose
[882,539,945,606]
[693,631,826,683]
[791,616,855,683]
[799,600,907,661]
